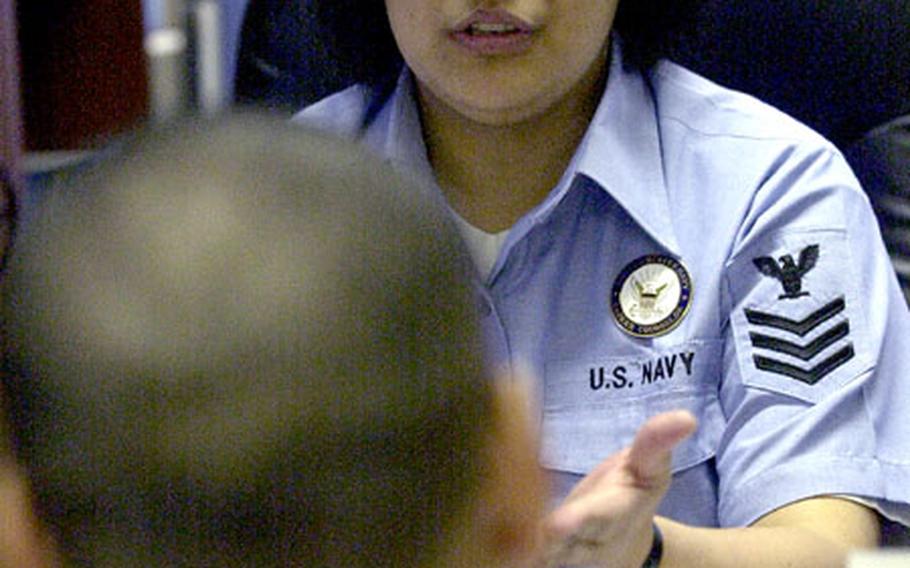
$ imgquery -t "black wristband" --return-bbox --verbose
[641,522,663,568]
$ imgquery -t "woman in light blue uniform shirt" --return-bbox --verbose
[295,0,910,565]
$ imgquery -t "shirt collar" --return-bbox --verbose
[574,40,680,255]
[363,70,436,184]
[366,38,680,257]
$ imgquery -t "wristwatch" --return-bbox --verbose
[641,523,663,568]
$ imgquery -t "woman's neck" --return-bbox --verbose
[417,55,608,233]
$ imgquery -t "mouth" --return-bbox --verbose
[450,9,536,55]
[464,21,524,35]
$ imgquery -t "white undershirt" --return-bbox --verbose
[451,210,511,281]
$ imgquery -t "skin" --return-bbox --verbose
[385,0,617,125]
[435,380,547,568]
[540,411,698,567]
[0,458,53,568]
[386,1,883,566]
[386,0,616,231]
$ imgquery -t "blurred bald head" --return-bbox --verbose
[0,168,14,274]
[2,116,493,567]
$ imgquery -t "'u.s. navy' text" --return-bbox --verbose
[589,351,696,391]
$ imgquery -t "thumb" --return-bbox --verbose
[627,410,697,486]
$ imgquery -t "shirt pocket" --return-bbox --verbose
[540,340,725,476]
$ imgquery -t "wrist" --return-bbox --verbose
[641,522,663,568]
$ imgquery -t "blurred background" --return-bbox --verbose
[2,0,250,211]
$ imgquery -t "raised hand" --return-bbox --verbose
[539,410,696,568]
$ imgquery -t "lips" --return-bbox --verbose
[450,9,536,55]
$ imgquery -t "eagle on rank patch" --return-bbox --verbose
[752,244,819,300]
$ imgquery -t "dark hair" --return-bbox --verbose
[2,115,490,568]
[0,167,17,275]
[311,0,692,121]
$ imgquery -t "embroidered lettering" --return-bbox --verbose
[587,351,697,394]
[588,367,632,391]
[680,351,695,375]
[642,351,696,386]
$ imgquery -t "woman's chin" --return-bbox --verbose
[440,91,558,127]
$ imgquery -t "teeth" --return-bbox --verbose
[469,22,517,34]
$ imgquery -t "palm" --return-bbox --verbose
[539,411,696,568]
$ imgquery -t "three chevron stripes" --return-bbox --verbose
[744,297,854,385]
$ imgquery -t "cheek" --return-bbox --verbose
[386,3,437,66]
[539,16,610,86]
[559,0,616,49]
[562,0,617,42]
[563,9,614,76]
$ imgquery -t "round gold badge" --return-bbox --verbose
[610,255,692,337]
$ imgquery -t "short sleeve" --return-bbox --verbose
[715,143,910,527]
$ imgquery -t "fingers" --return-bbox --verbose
[627,410,697,486]
[539,411,697,568]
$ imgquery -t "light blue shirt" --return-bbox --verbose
[295,41,910,528]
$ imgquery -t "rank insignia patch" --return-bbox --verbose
[611,255,692,337]
[730,230,870,402]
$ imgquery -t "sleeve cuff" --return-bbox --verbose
[719,455,910,527]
